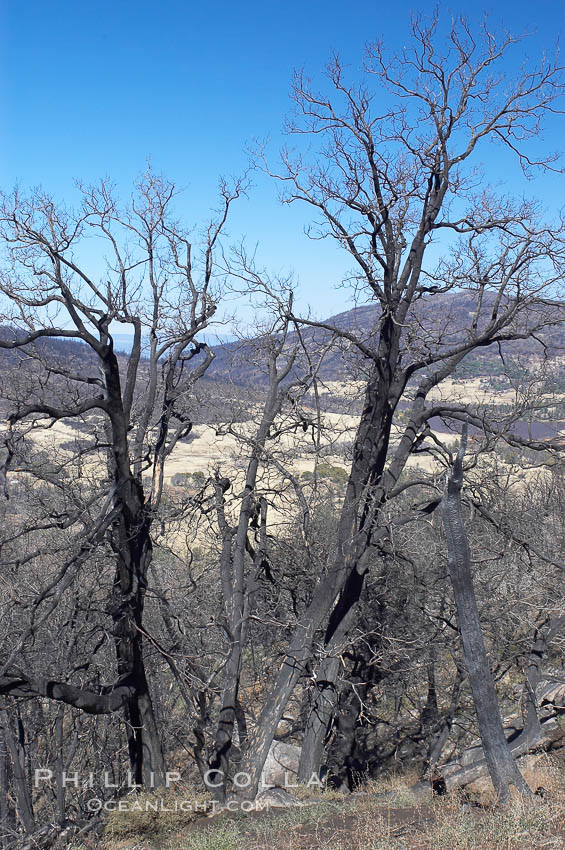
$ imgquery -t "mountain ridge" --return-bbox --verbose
[206,289,565,386]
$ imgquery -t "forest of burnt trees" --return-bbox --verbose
[1,13,565,847]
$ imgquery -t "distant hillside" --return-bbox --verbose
[206,290,565,387]
[1,290,565,412]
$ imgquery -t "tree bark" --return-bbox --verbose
[425,667,464,774]
[54,708,65,827]
[0,710,34,835]
[441,425,531,804]
[236,357,401,799]
[298,655,341,782]
[104,346,165,787]
[0,719,14,849]
[298,570,366,783]
[521,615,565,746]
[109,494,165,787]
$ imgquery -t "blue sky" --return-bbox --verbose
[1,0,564,324]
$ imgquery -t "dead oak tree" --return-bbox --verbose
[235,14,565,798]
[0,169,245,788]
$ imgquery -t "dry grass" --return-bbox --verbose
[285,782,349,802]
[101,783,212,843]
[74,756,565,850]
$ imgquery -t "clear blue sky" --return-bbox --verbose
[1,0,564,321]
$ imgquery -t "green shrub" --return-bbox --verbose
[301,462,348,485]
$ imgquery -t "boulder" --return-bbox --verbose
[261,741,301,789]
[255,787,301,808]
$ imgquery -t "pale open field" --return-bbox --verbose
[16,392,560,490]
[6,378,560,555]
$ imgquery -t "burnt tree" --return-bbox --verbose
[236,14,565,797]
[0,169,245,789]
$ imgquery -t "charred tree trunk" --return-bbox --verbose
[0,719,14,849]
[521,615,565,746]
[421,663,440,734]
[110,486,165,787]
[207,346,293,801]
[54,707,66,827]
[298,568,366,782]
[236,353,400,800]
[0,710,34,835]
[206,484,251,802]
[325,698,360,789]
[425,666,465,774]
[324,676,371,790]
[298,656,341,783]
[441,426,531,804]
[207,642,244,801]
[105,347,165,788]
